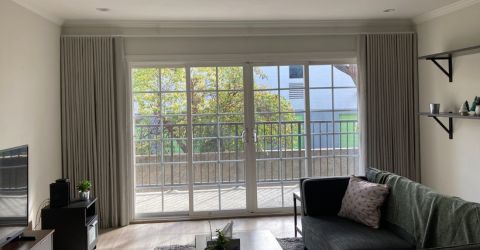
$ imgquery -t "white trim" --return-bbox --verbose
[63,19,412,28]
[127,52,357,66]
[413,0,480,24]
[10,0,63,25]
[61,19,414,37]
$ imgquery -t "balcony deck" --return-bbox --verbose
[135,184,299,215]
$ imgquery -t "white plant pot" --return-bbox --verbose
[79,191,90,201]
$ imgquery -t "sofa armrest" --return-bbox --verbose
[301,176,364,216]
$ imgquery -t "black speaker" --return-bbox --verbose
[50,179,71,208]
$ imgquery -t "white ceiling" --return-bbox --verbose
[11,0,465,24]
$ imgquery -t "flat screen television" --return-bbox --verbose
[0,145,28,247]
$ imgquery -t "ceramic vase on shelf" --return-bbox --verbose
[459,101,469,116]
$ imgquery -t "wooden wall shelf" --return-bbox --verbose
[419,112,480,139]
[418,45,480,82]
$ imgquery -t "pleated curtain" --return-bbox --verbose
[357,33,420,181]
[61,37,132,228]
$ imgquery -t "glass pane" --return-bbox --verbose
[218,66,243,90]
[219,162,245,183]
[254,66,278,90]
[161,114,187,125]
[221,184,246,210]
[220,138,244,160]
[336,112,359,149]
[192,91,217,114]
[333,64,357,87]
[219,121,244,137]
[134,93,160,116]
[281,113,305,135]
[283,183,300,207]
[280,65,304,89]
[161,68,186,91]
[255,90,279,113]
[194,183,220,211]
[161,93,187,115]
[218,91,244,113]
[257,181,282,208]
[193,162,217,184]
[132,68,159,92]
[309,65,331,88]
[334,88,357,110]
[193,139,218,162]
[134,117,159,140]
[162,124,187,140]
[191,67,216,91]
[310,89,332,110]
[192,115,217,138]
[279,90,304,112]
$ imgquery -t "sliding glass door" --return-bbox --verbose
[132,63,359,218]
[253,66,307,209]
[133,67,189,215]
[190,66,247,212]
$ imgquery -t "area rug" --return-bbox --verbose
[154,237,304,250]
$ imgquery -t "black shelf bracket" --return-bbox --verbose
[431,116,453,139]
[426,55,453,82]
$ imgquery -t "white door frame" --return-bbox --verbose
[129,55,357,219]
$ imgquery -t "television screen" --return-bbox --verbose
[0,145,28,246]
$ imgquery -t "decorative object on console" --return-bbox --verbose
[338,176,389,229]
[77,180,92,201]
[204,221,239,250]
[459,101,469,115]
[429,103,440,114]
[470,96,478,111]
[206,230,230,250]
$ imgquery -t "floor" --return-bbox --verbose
[97,216,299,250]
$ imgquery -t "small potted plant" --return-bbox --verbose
[206,230,229,250]
[77,180,92,201]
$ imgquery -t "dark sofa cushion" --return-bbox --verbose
[302,216,415,250]
[301,177,351,216]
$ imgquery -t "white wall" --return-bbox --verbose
[0,0,61,228]
[417,3,480,203]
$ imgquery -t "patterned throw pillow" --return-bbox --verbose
[338,176,389,229]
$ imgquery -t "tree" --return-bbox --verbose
[133,67,299,155]
[334,64,357,85]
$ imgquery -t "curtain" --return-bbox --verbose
[357,33,419,181]
[61,36,132,228]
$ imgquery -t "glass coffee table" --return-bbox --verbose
[195,230,282,250]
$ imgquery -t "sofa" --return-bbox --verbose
[300,168,480,250]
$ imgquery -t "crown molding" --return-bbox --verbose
[11,0,63,25]
[62,19,414,37]
[62,19,413,29]
[413,0,480,24]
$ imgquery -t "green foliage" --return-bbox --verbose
[77,180,92,192]
[133,66,300,155]
[207,230,229,250]
[339,113,359,148]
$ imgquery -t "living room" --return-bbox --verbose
[0,0,480,249]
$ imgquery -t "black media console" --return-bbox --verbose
[41,198,98,250]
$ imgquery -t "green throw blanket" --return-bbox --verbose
[367,168,480,249]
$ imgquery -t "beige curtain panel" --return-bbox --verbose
[358,33,419,181]
[61,36,132,228]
